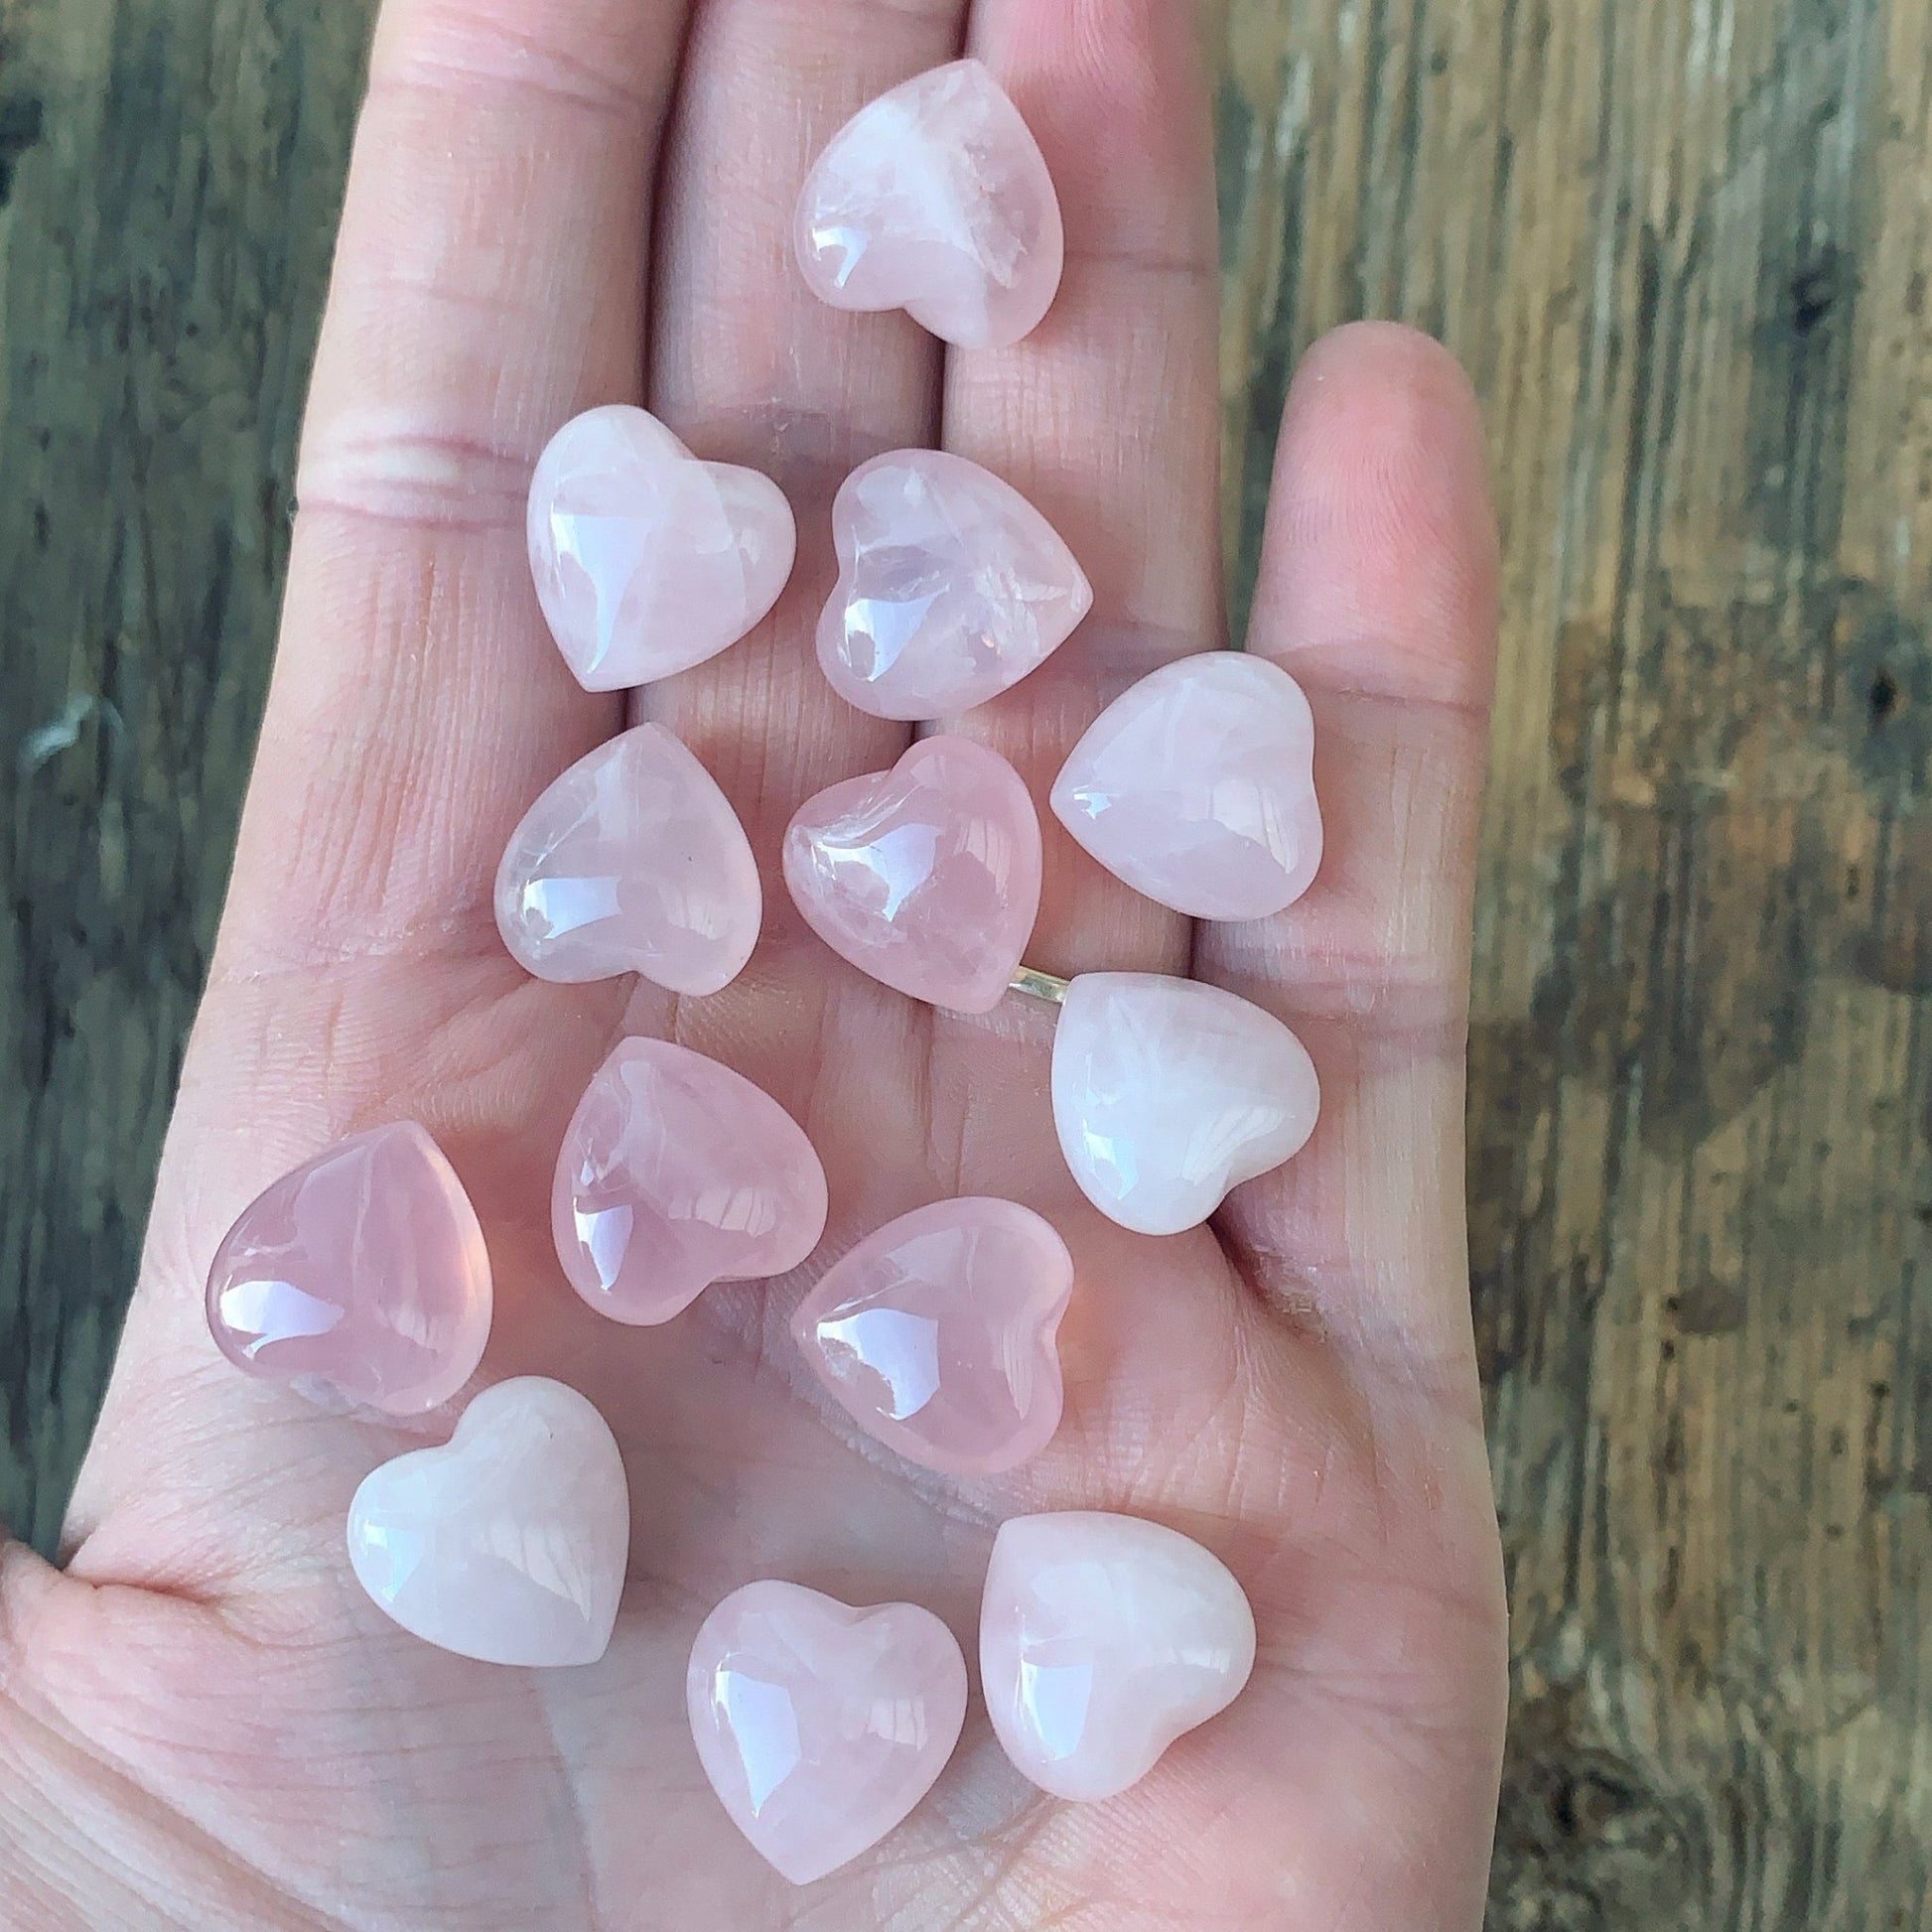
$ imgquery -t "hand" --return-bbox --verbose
[0,2,1507,1925]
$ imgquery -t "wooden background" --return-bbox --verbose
[1,0,1927,1923]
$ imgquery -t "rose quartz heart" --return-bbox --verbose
[1051,973,1320,1236]
[347,1377,630,1668]
[205,1122,491,1417]
[980,1511,1257,1802]
[782,736,1041,1014]
[794,60,1064,349]
[817,450,1092,720]
[687,1580,968,1884]
[792,1198,1072,1475]
[528,405,795,691]
[1052,653,1323,920]
[494,724,761,995]
[553,1038,829,1326]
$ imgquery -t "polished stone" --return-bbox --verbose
[782,736,1041,1014]
[346,1377,630,1669]
[687,1580,968,1884]
[1051,973,1320,1235]
[206,1122,491,1418]
[494,724,760,996]
[1052,652,1323,920]
[554,1038,828,1326]
[980,1511,1257,1802]
[794,60,1064,349]
[791,1198,1072,1475]
[818,450,1091,720]
[528,405,795,691]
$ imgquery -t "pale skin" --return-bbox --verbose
[0,1,1509,1926]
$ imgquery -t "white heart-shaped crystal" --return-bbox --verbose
[687,1581,968,1884]
[794,61,1064,349]
[1051,972,1319,1236]
[1052,652,1322,919]
[817,450,1092,719]
[346,1377,629,1667]
[980,1511,1257,1802]
[528,405,795,691]
[494,724,761,995]
[782,736,1042,1014]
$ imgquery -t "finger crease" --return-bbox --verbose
[373,36,669,123]
[296,427,533,533]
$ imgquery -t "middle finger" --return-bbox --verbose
[643,0,970,879]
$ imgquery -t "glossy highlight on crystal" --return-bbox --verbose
[818,450,1092,720]
[553,1038,828,1325]
[980,1511,1257,1802]
[782,736,1042,1013]
[1051,973,1320,1235]
[205,1122,491,1417]
[1052,652,1323,920]
[494,724,761,995]
[687,1580,968,1884]
[794,60,1064,349]
[346,1377,630,1668]
[791,1197,1073,1475]
[527,404,795,691]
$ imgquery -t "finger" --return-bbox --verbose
[944,0,1223,980]
[61,0,690,1567]
[640,0,969,877]
[1196,323,1501,1392]
[215,0,690,975]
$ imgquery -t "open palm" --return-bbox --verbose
[0,2,1508,1927]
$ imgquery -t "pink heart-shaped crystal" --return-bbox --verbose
[347,1377,630,1668]
[782,736,1041,1014]
[687,1580,968,1884]
[527,405,796,691]
[794,60,1064,350]
[553,1038,829,1326]
[205,1122,491,1417]
[980,1511,1257,1802]
[1052,653,1323,920]
[817,450,1092,720]
[791,1197,1072,1475]
[494,724,761,995]
[1051,973,1320,1236]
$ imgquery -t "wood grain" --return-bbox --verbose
[0,0,369,1548]
[1,0,1927,1922]
[1218,0,1932,1923]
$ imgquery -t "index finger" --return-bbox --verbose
[213,0,691,979]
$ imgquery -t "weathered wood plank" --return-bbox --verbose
[2,0,1927,1921]
[1218,0,1932,1923]
[0,0,370,1552]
